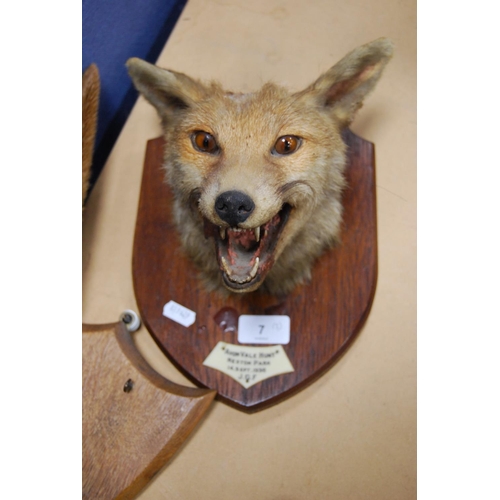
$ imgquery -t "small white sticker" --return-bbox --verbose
[238,315,290,345]
[203,342,294,388]
[162,300,196,327]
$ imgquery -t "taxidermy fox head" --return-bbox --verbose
[127,38,393,295]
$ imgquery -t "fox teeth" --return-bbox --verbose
[221,256,259,284]
[221,256,231,275]
[249,257,259,279]
[226,226,260,241]
[235,275,251,284]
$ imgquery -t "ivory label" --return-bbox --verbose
[202,342,294,389]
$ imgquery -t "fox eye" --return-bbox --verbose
[192,131,219,154]
[273,135,301,155]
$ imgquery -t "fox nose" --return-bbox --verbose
[215,190,255,226]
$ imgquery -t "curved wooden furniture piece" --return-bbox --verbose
[82,321,216,500]
[133,129,377,412]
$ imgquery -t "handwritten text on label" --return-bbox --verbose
[162,300,196,327]
[238,315,290,344]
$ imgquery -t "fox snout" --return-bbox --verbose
[214,190,255,226]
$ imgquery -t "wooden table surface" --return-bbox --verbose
[82,0,416,498]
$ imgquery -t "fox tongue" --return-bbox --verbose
[223,230,260,282]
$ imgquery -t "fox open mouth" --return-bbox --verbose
[204,204,292,291]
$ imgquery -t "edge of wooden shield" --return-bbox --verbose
[132,129,377,412]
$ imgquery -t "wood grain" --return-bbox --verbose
[82,322,216,499]
[132,129,377,412]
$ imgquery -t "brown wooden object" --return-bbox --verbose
[133,129,377,412]
[82,322,216,500]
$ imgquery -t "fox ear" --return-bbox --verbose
[302,38,393,126]
[126,58,206,121]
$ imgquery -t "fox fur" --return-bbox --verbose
[82,64,100,206]
[127,38,393,295]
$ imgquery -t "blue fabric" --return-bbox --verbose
[83,0,188,191]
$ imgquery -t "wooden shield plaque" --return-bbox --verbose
[133,129,377,412]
